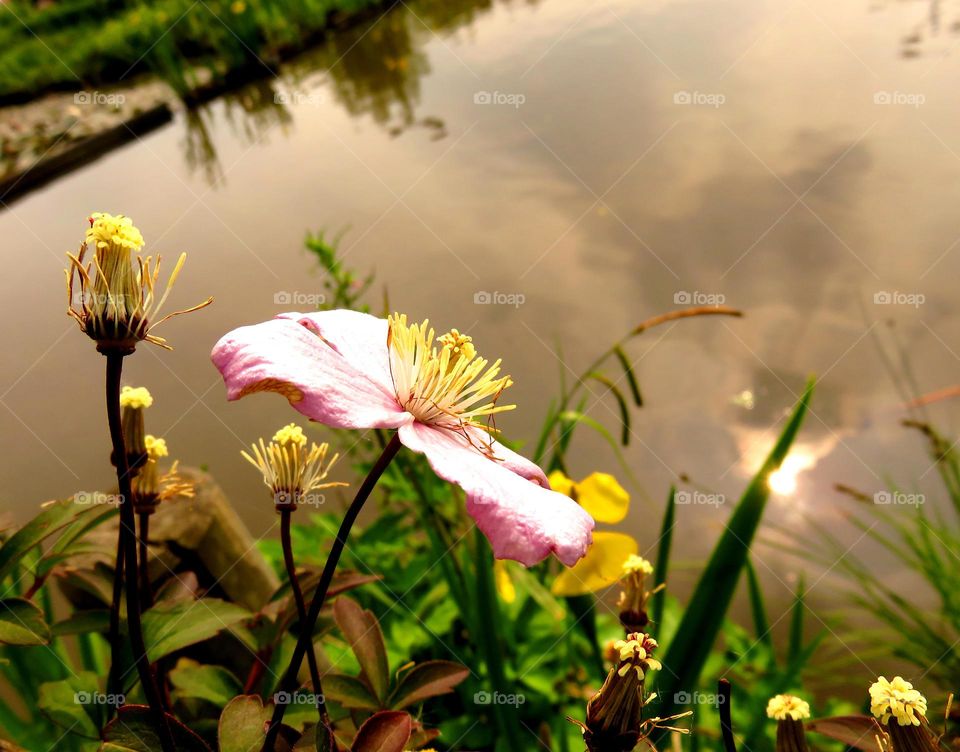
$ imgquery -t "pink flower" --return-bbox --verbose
[211,310,594,566]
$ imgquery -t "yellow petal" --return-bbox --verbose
[551,532,639,596]
[494,560,516,603]
[576,472,630,523]
[548,470,575,497]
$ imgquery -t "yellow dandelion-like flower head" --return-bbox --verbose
[120,385,153,409]
[613,633,661,678]
[766,694,810,721]
[870,676,928,727]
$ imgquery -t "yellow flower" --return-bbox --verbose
[550,470,638,596]
[86,212,144,251]
[120,385,153,409]
[870,676,928,727]
[494,559,516,603]
[767,694,810,721]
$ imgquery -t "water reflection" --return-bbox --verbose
[181,0,530,176]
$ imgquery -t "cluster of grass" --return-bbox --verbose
[0,0,385,102]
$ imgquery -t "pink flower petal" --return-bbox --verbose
[212,316,410,429]
[398,422,594,566]
[278,310,394,395]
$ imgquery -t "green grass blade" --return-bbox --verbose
[650,486,675,631]
[650,378,814,736]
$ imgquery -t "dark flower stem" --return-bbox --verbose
[106,532,124,698]
[262,433,403,751]
[718,679,737,752]
[105,352,174,752]
[138,511,152,609]
[279,507,329,727]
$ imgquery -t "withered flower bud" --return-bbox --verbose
[581,633,661,752]
[118,386,152,472]
[617,554,655,632]
[870,677,940,752]
[767,694,811,752]
[66,212,212,353]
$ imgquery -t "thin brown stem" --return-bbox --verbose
[262,433,403,751]
[280,508,329,726]
[105,352,174,752]
[106,530,124,698]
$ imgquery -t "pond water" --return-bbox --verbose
[1,0,959,658]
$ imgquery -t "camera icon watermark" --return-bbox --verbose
[474,690,526,706]
[274,690,324,705]
[675,490,725,507]
[873,291,925,308]
[274,291,327,306]
[873,90,925,108]
[74,691,125,707]
[473,290,526,308]
[673,90,726,108]
[473,90,526,108]
[874,491,924,507]
[74,491,123,507]
[674,290,726,306]
[274,90,324,107]
[674,691,725,707]
[74,91,126,107]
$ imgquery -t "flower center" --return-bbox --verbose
[387,314,515,431]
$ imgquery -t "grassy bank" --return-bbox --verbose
[0,0,389,103]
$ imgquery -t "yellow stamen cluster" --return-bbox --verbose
[145,435,168,459]
[870,677,928,727]
[86,212,144,251]
[242,424,346,507]
[387,314,514,433]
[622,554,653,576]
[120,385,154,409]
[66,212,212,350]
[766,694,810,721]
[614,633,661,678]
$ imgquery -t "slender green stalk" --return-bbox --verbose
[473,528,523,752]
[106,499,125,698]
[262,433,403,751]
[279,507,329,727]
[104,352,174,752]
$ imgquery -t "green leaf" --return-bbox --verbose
[651,379,814,736]
[169,658,242,707]
[141,598,250,662]
[100,706,211,751]
[0,499,92,583]
[613,345,643,406]
[650,485,675,631]
[0,598,51,645]
[351,711,412,752]
[744,560,772,649]
[788,575,806,664]
[217,695,271,752]
[388,661,469,710]
[37,671,102,737]
[333,597,390,702]
[52,609,110,637]
[323,673,382,710]
[585,372,631,446]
